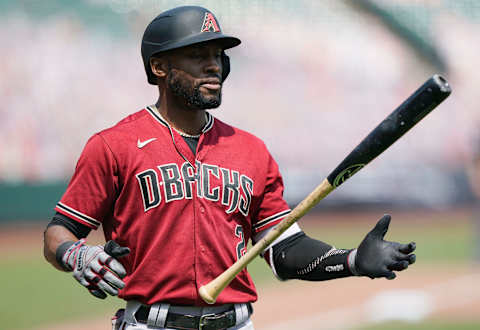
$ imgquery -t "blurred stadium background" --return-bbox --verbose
[1,0,480,329]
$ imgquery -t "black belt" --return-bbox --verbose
[135,304,252,330]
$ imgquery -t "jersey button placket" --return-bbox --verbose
[193,162,208,298]
[194,136,213,296]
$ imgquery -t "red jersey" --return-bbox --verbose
[55,106,290,305]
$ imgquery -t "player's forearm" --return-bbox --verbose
[43,225,78,271]
[271,232,354,281]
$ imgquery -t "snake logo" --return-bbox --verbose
[332,164,365,188]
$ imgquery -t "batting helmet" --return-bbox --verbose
[141,6,241,85]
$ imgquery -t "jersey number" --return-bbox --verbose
[235,225,247,260]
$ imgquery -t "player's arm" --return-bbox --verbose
[43,212,130,299]
[268,214,416,281]
[43,212,92,271]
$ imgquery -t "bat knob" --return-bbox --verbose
[199,285,217,304]
[432,74,452,94]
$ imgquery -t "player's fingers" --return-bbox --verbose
[91,276,119,296]
[84,269,116,294]
[407,254,416,264]
[83,267,98,281]
[368,215,391,239]
[86,285,107,299]
[398,242,416,254]
[89,257,125,284]
[98,253,127,278]
[385,270,396,280]
[90,289,107,299]
[74,273,92,288]
[86,268,120,295]
[104,240,130,258]
[369,265,396,280]
[392,250,416,265]
[86,264,124,295]
[381,269,396,280]
[101,267,126,289]
[388,260,409,271]
[86,254,103,272]
[107,258,127,278]
[89,257,105,273]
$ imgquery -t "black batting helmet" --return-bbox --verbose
[141,6,241,85]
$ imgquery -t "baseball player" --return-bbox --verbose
[43,6,416,330]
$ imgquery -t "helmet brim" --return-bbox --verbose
[143,32,241,56]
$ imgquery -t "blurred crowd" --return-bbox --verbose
[1,0,479,204]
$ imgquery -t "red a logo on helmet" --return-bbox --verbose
[201,12,220,33]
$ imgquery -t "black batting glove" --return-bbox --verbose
[349,214,416,280]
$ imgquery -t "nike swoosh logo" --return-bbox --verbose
[137,138,157,149]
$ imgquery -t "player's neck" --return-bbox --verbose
[155,97,207,137]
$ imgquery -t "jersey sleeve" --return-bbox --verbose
[252,152,291,235]
[54,134,118,229]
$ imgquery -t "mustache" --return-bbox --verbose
[167,68,222,89]
[196,75,222,86]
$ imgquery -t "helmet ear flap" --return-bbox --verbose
[221,51,230,82]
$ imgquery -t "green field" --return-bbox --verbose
[0,257,124,329]
[1,210,478,329]
[360,321,480,330]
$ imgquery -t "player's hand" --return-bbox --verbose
[351,214,416,279]
[62,239,130,299]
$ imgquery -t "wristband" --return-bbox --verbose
[55,241,75,271]
[347,249,361,276]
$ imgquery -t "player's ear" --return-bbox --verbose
[150,57,167,79]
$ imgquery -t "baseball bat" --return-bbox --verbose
[199,74,451,304]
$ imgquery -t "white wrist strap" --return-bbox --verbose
[348,249,361,276]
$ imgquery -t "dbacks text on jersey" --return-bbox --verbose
[136,160,254,216]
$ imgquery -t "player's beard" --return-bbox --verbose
[166,68,222,110]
